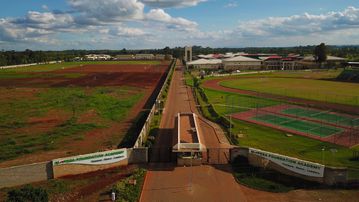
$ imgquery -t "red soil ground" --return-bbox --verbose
[0,64,168,88]
[0,62,170,167]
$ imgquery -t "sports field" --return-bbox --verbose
[0,60,169,167]
[188,70,359,169]
[252,114,343,137]
[220,77,359,106]
[281,107,359,127]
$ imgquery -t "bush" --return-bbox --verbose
[112,168,146,202]
[7,185,48,202]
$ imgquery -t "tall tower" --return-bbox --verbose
[184,46,192,62]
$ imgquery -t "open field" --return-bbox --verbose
[186,70,359,169]
[0,61,161,73]
[0,61,169,167]
[220,77,359,106]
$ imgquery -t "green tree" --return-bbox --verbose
[314,43,327,67]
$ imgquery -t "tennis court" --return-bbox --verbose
[252,114,344,138]
[281,107,359,127]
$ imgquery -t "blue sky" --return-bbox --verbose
[0,0,359,50]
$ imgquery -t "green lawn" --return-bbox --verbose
[220,77,359,106]
[0,86,143,162]
[204,88,279,115]
[205,69,343,80]
[0,61,161,73]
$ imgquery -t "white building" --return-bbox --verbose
[222,56,262,70]
[187,59,222,69]
[85,54,112,61]
[116,55,135,60]
[135,54,155,60]
[155,54,166,60]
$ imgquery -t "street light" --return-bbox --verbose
[321,147,325,165]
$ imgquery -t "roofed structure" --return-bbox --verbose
[173,113,204,153]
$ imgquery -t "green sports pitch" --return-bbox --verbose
[281,107,359,127]
[252,114,344,138]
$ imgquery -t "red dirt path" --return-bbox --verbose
[203,78,359,115]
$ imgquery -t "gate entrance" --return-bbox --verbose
[148,147,175,163]
[202,148,230,165]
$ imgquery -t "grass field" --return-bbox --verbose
[184,71,359,169]
[205,69,343,80]
[220,77,359,106]
[0,87,143,162]
[204,88,359,168]
[0,61,161,73]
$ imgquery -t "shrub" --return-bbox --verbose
[7,185,48,202]
[112,168,146,202]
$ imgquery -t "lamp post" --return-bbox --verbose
[321,147,325,165]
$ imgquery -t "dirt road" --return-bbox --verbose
[142,62,244,201]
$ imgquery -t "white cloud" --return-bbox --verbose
[146,9,197,31]
[111,26,147,37]
[224,2,238,8]
[0,0,198,47]
[0,18,54,42]
[141,0,206,8]
[68,0,145,23]
[20,11,75,30]
[42,5,49,11]
[2,2,359,49]
[235,6,359,37]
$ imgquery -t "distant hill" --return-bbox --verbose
[336,69,359,82]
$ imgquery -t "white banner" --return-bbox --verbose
[249,148,325,178]
[53,149,127,166]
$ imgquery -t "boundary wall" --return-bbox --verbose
[0,162,53,188]
[230,147,348,185]
[0,61,62,69]
[133,59,176,148]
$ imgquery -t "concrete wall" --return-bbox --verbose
[230,147,350,185]
[0,162,53,189]
[133,59,175,148]
[324,167,348,185]
[247,152,324,183]
[128,148,148,164]
[53,159,128,178]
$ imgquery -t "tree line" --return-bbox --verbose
[1,45,359,66]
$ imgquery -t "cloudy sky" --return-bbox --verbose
[1,0,359,50]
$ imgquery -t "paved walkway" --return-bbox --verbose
[141,164,246,202]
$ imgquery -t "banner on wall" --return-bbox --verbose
[249,148,325,178]
[53,149,127,166]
